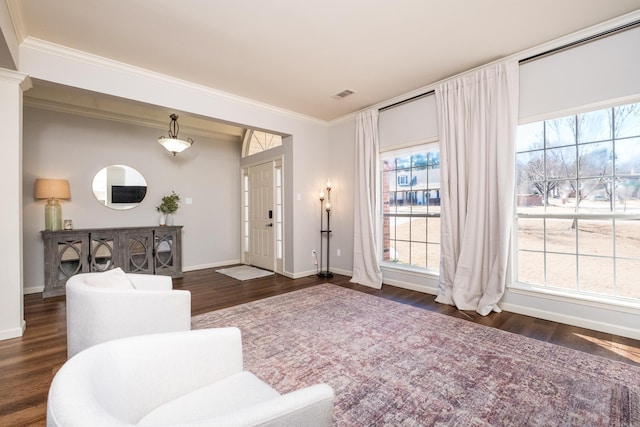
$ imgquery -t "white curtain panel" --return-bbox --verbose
[435,61,519,315]
[351,109,383,289]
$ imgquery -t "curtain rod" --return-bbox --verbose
[519,19,640,64]
[378,19,639,113]
[378,90,435,112]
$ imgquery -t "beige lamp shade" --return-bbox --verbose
[34,179,71,200]
[34,179,71,231]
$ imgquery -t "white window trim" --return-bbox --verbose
[511,101,640,306]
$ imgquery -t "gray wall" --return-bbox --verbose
[23,107,241,292]
[326,117,356,275]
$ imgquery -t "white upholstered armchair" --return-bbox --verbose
[65,269,191,358]
[47,328,335,426]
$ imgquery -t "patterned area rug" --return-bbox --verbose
[215,265,274,280]
[192,284,639,426]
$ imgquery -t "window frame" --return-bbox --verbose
[242,130,283,158]
[379,139,441,273]
[513,100,640,304]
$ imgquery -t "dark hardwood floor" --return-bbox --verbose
[1,267,639,425]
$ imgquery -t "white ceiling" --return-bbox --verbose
[7,0,640,122]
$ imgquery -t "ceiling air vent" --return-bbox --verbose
[335,89,355,98]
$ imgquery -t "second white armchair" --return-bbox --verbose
[65,268,191,358]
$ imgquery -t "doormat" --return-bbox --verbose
[215,265,274,281]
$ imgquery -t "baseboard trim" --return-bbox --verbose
[329,267,352,277]
[284,269,317,279]
[24,285,44,295]
[0,321,26,340]
[382,277,439,296]
[183,260,241,272]
[378,265,440,295]
[381,277,640,340]
[281,267,353,280]
[501,300,640,341]
[23,261,243,295]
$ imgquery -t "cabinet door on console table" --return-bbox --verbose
[119,229,154,275]
[154,227,182,278]
[42,231,90,298]
[41,226,183,297]
[89,231,117,273]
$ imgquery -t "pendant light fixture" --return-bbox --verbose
[158,114,194,156]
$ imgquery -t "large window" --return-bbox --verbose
[515,101,640,301]
[382,144,440,270]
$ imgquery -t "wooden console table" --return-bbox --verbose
[41,226,182,298]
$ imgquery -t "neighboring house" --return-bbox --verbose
[388,169,440,206]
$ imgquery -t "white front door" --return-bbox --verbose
[248,162,275,271]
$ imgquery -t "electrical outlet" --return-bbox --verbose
[312,250,318,265]
[337,249,341,256]
[312,250,317,257]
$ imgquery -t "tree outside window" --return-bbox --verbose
[515,101,640,300]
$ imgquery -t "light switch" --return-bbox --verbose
[185,197,193,205]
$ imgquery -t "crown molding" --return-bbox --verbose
[23,95,242,144]
[21,37,329,127]
[5,0,25,42]
[0,68,31,89]
[1,0,21,64]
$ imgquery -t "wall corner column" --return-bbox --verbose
[0,69,32,340]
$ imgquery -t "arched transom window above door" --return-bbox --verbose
[242,130,283,157]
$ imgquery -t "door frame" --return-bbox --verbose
[241,157,284,274]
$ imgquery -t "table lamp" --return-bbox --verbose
[34,179,71,231]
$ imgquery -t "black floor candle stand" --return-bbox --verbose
[317,183,333,278]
